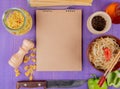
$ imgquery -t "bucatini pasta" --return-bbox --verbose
[89,37,120,71]
[28,0,93,7]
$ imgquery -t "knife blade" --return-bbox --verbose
[47,80,87,88]
[17,80,87,89]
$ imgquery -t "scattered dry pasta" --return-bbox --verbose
[29,74,33,80]
[30,48,36,53]
[23,56,30,63]
[24,64,36,80]
[30,53,35,57]
[32,58,36,62]
[24,65,29,71]
[13,47,36,80]
[14,69,21,77]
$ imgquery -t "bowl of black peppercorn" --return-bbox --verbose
[87,11,112,34]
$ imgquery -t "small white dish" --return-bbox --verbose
[87,11,112,34]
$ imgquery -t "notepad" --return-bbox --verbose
[36,10,82,71]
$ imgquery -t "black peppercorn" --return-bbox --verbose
[92,16,106,31]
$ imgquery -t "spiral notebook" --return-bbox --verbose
[36,10,82,71]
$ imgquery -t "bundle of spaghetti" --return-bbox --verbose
[28,0,93,7]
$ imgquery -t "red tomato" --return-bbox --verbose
[103,48,111,61]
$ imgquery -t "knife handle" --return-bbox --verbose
[17,80,47,89]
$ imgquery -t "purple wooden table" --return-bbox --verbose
[0,0,120,89]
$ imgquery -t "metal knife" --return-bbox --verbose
[17,80,87,89]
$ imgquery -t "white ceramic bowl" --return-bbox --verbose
[87,11,112,34]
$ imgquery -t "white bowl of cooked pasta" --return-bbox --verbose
[87,35,120,72]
